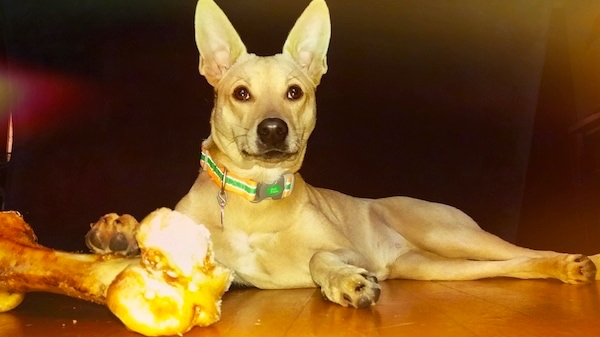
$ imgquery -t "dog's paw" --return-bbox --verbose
[560,254,596,284]
[85,213,140,257]
[319,267,381,308]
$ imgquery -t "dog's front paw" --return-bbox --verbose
[320,268,381,308]
[85,213,140,256]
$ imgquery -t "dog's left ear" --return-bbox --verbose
[283,0,331,85]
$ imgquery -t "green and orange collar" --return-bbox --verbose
[200,149,295,202]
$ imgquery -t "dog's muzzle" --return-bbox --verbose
[252,118,296,160]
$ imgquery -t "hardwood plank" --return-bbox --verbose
[197,287,315,337]
[5,292,138,337]
[438,279,600,336]
[286,290,380,337]
[374,281,478,337]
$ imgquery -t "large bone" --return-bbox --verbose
[0,209,233,336]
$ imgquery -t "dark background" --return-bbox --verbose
[1,0,598,253]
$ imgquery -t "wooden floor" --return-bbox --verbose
[2,279,599,337]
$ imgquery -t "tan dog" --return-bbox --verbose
[90,0,600,308]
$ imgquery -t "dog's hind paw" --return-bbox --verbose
[320,268,381,308]
[562,254,596,284]
[85,213,140,257]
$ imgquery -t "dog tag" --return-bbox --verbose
[216,168,228,229]
[217,189,227,227]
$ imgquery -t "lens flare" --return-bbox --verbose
[0,62,95,143]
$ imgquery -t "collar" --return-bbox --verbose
[200,148,295,202]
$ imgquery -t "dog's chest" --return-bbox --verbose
[225,229,264,262]
[213,228,313,288]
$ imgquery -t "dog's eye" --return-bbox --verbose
[233,86,251,101]
[287,85,303,100]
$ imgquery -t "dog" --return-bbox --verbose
[88,0,599,308]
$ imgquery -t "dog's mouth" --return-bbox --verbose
[242,149,297,162]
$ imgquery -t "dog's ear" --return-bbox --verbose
[194,0,247,86]
[283,0,331,85]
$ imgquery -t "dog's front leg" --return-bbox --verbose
[309,249,381,308]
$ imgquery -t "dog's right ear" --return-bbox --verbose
[194,0,247,87]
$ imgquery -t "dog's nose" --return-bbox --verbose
[257,118,288,146]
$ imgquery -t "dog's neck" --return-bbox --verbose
[200,147,295,203]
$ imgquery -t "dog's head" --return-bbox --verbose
[194,0,330,181]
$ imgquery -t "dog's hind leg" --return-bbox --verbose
[309,249,381,308]
[377,198,563,261]
[385,200,599,284]
[389,250,596,284]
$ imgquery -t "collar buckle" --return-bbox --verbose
[253,174,295,202]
